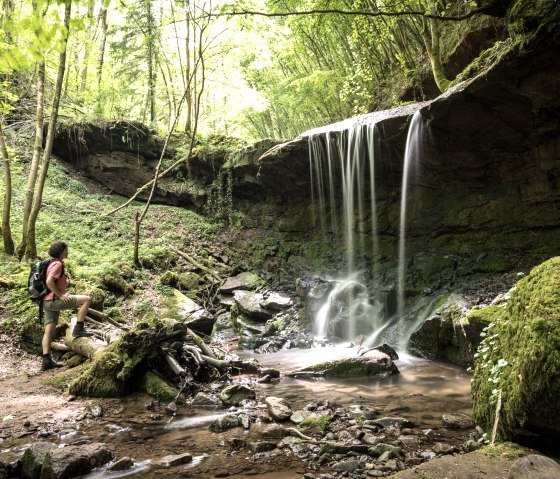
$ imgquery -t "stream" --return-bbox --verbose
[1,347,473,478]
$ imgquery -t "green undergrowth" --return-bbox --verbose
[0,158,221,337]
[471,256,560,440]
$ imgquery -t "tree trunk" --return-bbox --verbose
[79,2,95,100]
[25,0,72,259]
[17,61,45,259]
[422,17,451,93]
[184,0,192,135]
[0,123,15,255]
[146,0,156,125]
[96,6,108,91]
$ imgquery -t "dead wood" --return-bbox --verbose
[171,246,222,282]
[186,327,215,358]
[88,308,130,331]
[64,329,104,360]
[51,342,71,352]
[165,353,186,376]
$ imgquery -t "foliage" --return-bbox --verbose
[471,257,560,440]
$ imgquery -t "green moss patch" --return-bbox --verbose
[472,256,560,440]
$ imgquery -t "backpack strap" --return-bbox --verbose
[39,300,44,323]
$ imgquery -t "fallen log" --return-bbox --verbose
[165,353,186,376]
[171,246,222,282]
[88,308,130,331]
[64,329,104,360]
[51,342,71,352]
[186,328,215,358]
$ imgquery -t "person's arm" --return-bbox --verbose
[46,268,71,303]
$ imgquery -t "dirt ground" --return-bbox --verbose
[0,333,534,479]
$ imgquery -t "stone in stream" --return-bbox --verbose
[191,392,221,407]
[259,424,288,439]
[156,452,193,467]
[368,443,404,459]
[332,458,361,472]
[220,384,256,406]
[265,396,293,421]
[373,417,415,428]
[286,350,399,378]
[508,454,560,479]
[40,443,114,479]
[108,457,134,471]
[248,441,277,454]
[21,442,57,479]
[442,413,474,429]
[209,414,241,432]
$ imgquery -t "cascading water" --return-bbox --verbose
[307,110,427,348]
[397,111,424,321]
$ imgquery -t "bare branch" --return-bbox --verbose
[204,6,490,22]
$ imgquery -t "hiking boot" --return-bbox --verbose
[72,322,93,338]
[41,355,63,371]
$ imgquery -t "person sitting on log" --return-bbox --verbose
[41,240,93,371]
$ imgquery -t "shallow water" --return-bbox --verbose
[1,347,473,478]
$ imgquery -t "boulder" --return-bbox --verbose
[40,443,113,479]
[219,384,256,406]
[209,414,241,432]
[287,350,399,378]
[408,294,487,368]
[234,291,273,320]
[219,272,263,293]
[248,442,277,454]
[107,457,134,471]
[260,293,293,311]
[21,442,57,479]
[265,397,293,422]
[442,413,474,429]
[191,392,222,407]
[508,454,560,479]
[472,257,560,442]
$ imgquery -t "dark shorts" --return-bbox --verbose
[43,297,78,325]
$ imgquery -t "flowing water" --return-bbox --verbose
[307,111,427,346]
[0,348,472,478]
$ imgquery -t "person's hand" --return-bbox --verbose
[60,294,72,304]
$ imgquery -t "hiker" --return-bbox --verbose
[41,240,92,371]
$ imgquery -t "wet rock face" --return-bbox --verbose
[508,454,560,479]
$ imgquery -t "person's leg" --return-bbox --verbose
[42,322,56,355]
[41,308,62,370]
[75,295,92,322]
[71,295,93,337]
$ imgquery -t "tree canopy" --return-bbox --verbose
[0,0,498,141]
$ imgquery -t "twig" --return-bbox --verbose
[88,308,130,331]
[491,389,502,445]
[171,246,222,282]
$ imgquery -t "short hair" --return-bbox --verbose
[48,241,68,259]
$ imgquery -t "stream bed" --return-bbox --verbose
[1,347,474,478]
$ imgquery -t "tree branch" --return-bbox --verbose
[206,6,491,22]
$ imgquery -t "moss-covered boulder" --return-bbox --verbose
[138,370,177,400]
[408,294,494,368]
[472,257,560,442]
[287,350,399,378]
[68,351,128,397]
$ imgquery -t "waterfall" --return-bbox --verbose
[308,120,380,341]
[397,112,424,320]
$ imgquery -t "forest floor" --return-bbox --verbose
[0,331,530,479]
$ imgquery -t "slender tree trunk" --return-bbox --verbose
[145,0,156,125]
[184,0,192,135]
[0,123,15,255]
[96,6,108,91]
[79,2,95,100]
[422,16,450,93]
[17,61,45,258]
[26,0,72,259]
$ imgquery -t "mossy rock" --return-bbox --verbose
[98,264,134,296]
[160,271,179,286]
[177,272,202,291]
[44,364,87,390]
[74,281,105,309]
[105,306,126,323]
[408,294,491,368]
[68,351,128,397]
[138,370,177,400]
[472,256,560,441]
[298,415,331,435]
